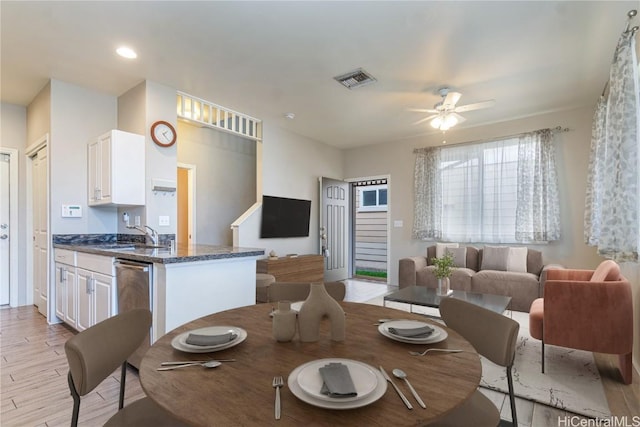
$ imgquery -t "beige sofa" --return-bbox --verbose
[399,245,556,312]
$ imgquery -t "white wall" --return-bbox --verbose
[177,122,256,245]
[235,123,343,257]
[144,81,178,236]
[1,103,28,305]
[117,81,147,234]
[26,82,50,146]
[50,80,117,234]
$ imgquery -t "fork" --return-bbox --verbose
[409,348,464,356]
[272,376,284,420]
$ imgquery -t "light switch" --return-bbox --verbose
[159,215,170,226]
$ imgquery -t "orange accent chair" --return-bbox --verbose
[529,260,633,384]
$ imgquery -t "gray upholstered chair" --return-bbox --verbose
[64,308,187,427]
[267,281,346,303]
[435,297,519,427]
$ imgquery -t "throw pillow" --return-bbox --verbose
[445,247,467,268]
[506,247,528,273]
[435,242,459,259]
[481,246,509,271]
[590,260,621,282]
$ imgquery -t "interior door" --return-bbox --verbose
[32,147,49,317]
[177,165,194,245]
[0,153,10,305]
[319,177,350,281]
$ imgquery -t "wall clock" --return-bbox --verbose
[151,120,177,147]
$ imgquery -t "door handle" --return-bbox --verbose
[0,234,7,240]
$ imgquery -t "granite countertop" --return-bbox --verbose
[53,242,265,264]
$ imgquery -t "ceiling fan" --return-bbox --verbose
[409,88,495,131]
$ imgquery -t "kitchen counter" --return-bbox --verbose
[53,235,266,339]
[52,242,265,264]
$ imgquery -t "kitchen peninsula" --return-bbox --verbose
[53,236,264,342]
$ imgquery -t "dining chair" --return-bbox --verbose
[64,308,187,426]
[266,281,346,303]
[435,297,520,427]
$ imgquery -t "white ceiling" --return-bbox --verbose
[1,1,638,148]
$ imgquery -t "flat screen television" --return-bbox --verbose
[260,195,312,238]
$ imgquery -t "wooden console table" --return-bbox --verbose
[257,254,324,282]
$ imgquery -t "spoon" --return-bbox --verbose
[157,361,222,371]
[392,369,426,409]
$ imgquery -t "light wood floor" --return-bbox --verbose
[1,280,638,426]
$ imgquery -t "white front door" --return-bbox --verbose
[319,177,350,281]
[0,153,10,305]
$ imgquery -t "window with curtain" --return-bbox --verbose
[584,25,639,262]
[413,129,560,243]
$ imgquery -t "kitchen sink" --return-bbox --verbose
[99,243,170,251]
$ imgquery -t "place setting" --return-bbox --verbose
[169,325,247,353]
[377,319,448,344]
[286,358,388,410]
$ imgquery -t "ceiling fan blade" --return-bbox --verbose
[454,99,496,113]
[413,114,438,125]
[443,91,462,108]
[449,112,466,124]
[407,108,438,113]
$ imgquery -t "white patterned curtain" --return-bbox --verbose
[412,147,442,240]
[413,129,561,243]
[584,28,639,262]
[515,129,561,242]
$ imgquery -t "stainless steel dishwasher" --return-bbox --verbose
[115,259,152,369]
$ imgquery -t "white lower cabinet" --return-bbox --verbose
[54,249,115,331]
[54,249,77,325]
[76,268,114,331]
[54,262,77,324]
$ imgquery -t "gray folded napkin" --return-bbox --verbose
[185,332,237,346]
[388,325,434,338]
[319,363,358,398]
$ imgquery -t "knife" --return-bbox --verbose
[379,366,413,409]
[160,359,236,366]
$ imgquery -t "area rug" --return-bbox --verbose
[364,297,611,418]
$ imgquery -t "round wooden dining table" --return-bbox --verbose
[140,301,481,426]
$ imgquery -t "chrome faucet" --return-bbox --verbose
[127,225,159,246]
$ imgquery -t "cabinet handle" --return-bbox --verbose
[59,267,65,283]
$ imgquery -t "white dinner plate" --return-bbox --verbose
[382,321,442,342]
[288,359,387,409]
[171,326,247,353]
[296,358,378,402]
[378,320,447,344]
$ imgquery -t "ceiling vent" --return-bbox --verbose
[334,68,377,89]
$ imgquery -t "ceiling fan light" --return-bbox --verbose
[430,116,443,129]
[443,114,458,128]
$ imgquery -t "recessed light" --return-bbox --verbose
[284,113,296,120]
[116,46,137,59]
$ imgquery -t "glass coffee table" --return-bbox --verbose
[383,285,512,315]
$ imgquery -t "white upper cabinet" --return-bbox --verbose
[88,129,145,206]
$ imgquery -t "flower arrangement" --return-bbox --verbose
[431,252,455,279]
